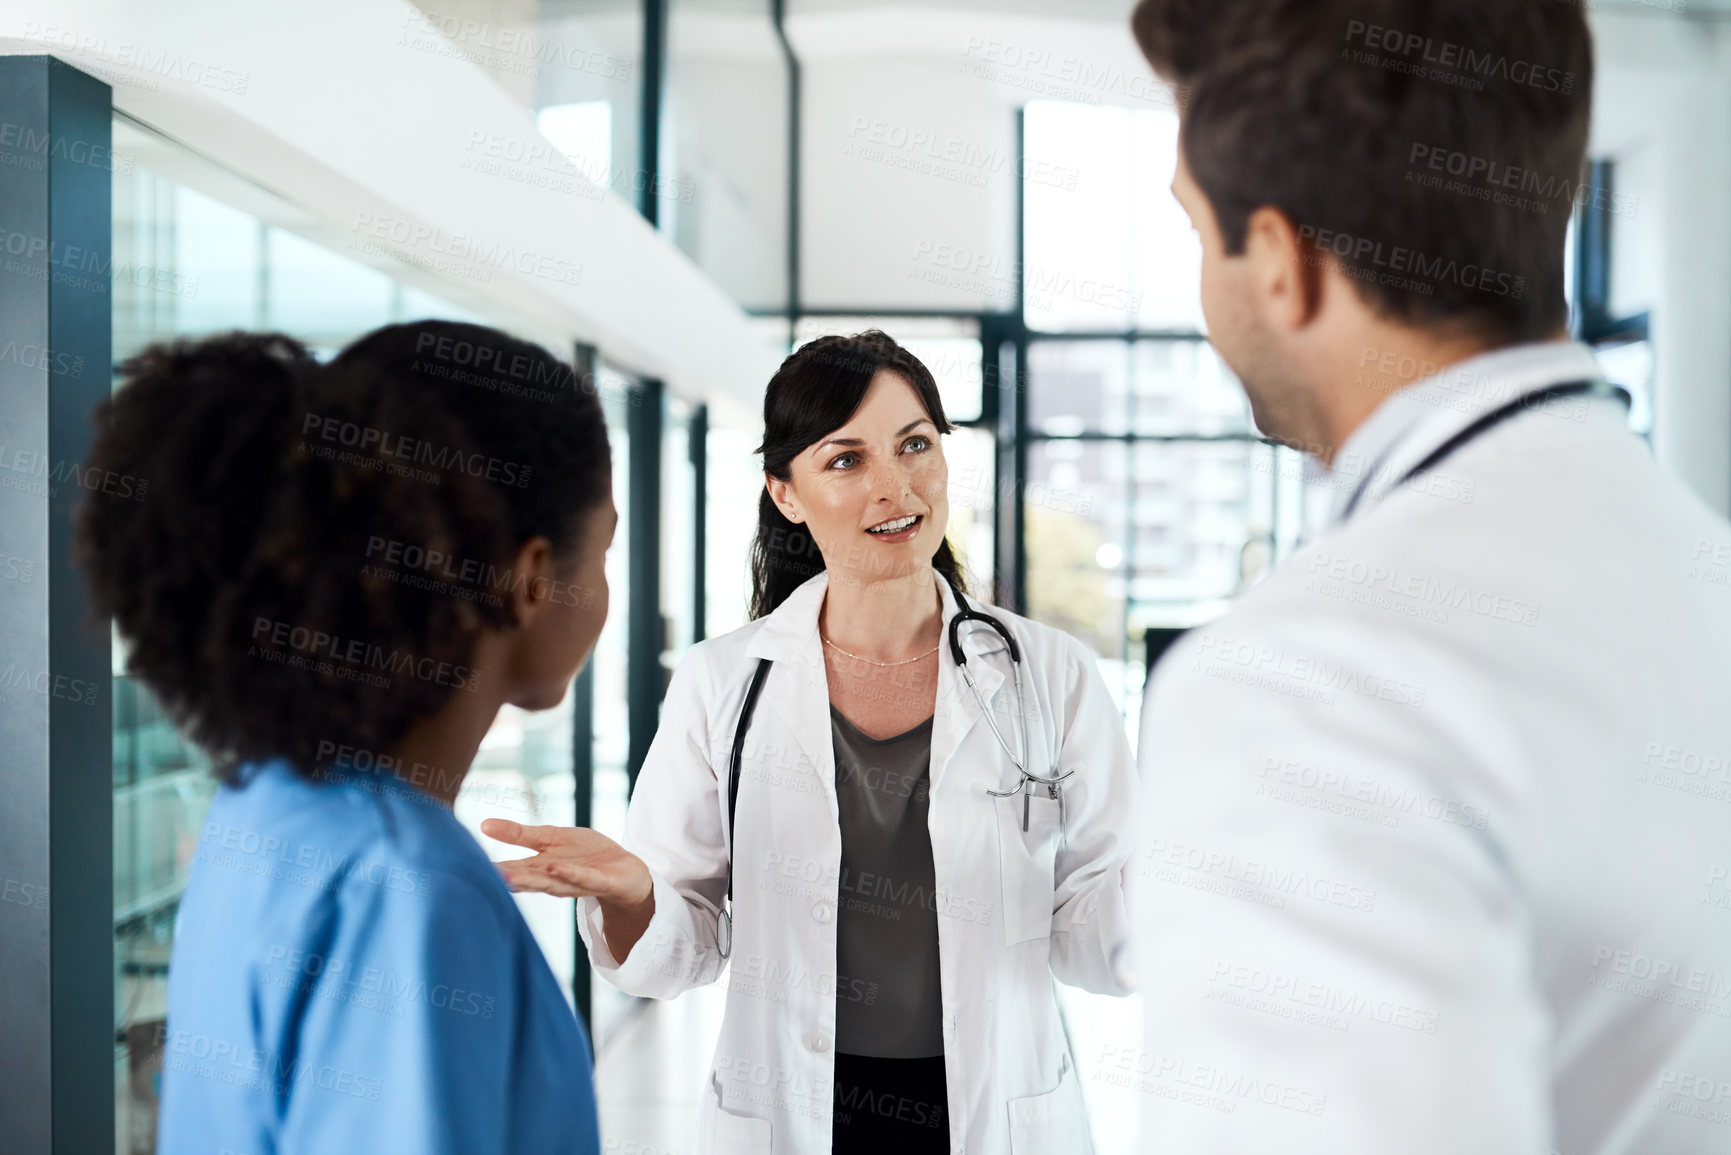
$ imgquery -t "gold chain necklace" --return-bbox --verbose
[821,635,939,668]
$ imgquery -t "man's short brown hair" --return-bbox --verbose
[1132,0,1594,344]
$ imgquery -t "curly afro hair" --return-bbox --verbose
[75,320,611,784]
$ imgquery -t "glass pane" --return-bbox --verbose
[397,283,483,325]
[401,0,642,154]
[537,99,613,187]
[1264,445,1311,570]
[458,695,578,1012]
[1028,340,1131,436]
[668,0,790,310]
[584,364,637,1049]
[532,1,645,195]
[1126,440,1262,625]
[396,3,641,222]
[1122,438,1269,751]
[705,422,761,636]
[750,314,795,359]
[113,671,214,1155]
[1022,102,1134,333]
[1030,339,1249,438]
[264,228,395,350]
[1563,212,1577,325]
[1025,438,1133,741]
[112,166,214,362]
[1023,101,1205,333]
[943,425,998,594]
[172,185,262,334]
[1129,340,1252,436]
[1607,143,1658,323]
[1025,438,1126,663]
[662,394,697,661]
[1127,110,1205,332]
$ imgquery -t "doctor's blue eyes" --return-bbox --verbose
[825,437,932,472]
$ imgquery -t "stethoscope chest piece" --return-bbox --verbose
[949,582,1075,836]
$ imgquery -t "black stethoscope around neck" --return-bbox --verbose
[944,574,1077,828]
[1338,378,1621,520]
[715,570,1069,959]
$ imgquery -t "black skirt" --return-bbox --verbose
[831,1052,949,1154]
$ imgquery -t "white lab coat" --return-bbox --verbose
[1131,342,1731,1154]
[577,569,1137,1154]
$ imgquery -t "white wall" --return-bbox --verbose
[790,4,1173,311]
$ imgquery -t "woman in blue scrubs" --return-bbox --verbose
[76,321,610,1154]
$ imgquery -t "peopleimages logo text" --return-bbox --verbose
[300,413,531,488]
[1408,143,1639,220]
[350,212,582,288]
[1297,225,1525,300]
[1343,20,1576,94]
[249,618,480,693]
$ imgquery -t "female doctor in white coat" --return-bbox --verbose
[484,330,1138,1155]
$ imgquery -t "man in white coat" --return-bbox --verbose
[1126,2,1731,1153]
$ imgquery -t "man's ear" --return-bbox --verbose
[766,474,803,523]
[1244,205,1324,334]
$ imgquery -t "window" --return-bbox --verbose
[1571,157,1655,439]
[1020,102,1305,742]
[668,0,791,310]
[1021,101,1204,334]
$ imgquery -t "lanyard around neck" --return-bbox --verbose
[1338,379,1603,522]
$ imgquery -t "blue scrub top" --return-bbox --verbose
[157,758,600,1155]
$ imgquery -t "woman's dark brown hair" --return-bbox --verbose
[750,330,966,620]
[75,320,611,784]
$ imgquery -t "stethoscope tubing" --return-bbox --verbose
[717,575,1070,958]
[947,579,1072,794]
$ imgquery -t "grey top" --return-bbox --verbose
[830,705,945,1059]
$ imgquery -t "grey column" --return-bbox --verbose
[0,56,115,1155]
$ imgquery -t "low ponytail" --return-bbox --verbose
[748,490,826,621]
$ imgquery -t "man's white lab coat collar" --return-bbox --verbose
[1324,339,1607,525]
